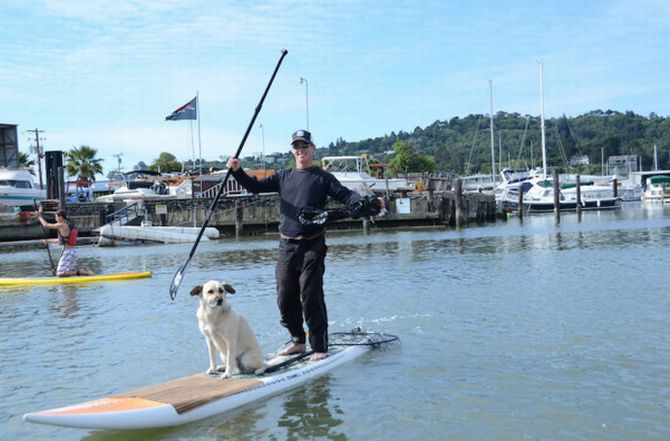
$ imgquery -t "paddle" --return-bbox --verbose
[264,351,314,374]
[169,49,288,300]
[33,200,57,276]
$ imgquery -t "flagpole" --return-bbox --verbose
[197,91,202,176]
[189,120,195,174]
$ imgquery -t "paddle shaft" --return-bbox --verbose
[264,351,314,373]
[33,200,57,276]
[169,49,288,300]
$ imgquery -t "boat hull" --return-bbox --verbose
[504,197,621,213]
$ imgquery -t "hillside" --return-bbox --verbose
[320,110,670,175]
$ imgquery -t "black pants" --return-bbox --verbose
[275,236,328,353]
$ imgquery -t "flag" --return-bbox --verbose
[165,97,197,121]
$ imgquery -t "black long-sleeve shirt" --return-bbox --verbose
[231,166,362,238]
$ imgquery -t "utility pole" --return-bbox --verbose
[25,128,45,189]
[112,153,123,173]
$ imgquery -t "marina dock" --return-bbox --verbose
[0,190,497,244]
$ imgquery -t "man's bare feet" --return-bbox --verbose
[277,343,306,356]
[310,352,327,362]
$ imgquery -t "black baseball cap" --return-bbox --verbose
[291,129,314,146]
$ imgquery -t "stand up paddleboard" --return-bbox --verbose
[0,271,152,286]
[24,331,397,430]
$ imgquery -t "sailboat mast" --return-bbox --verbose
[489,79,496,183]
[654,144,658,170]
[539,60,547,179]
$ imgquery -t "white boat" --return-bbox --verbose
[504,176,620,212]
[96,179,191,202]
[0,168,46,207]
[493,167,534,203]
[97,224,220,246]
[321,156,413,194]
[642,175,670,203]
[500,62,619,213]
[461,173,500,193]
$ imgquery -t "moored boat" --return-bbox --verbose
[0,168,45,207]
[642,175,670,203]
[502,176,620,212]
[321,156,413,194]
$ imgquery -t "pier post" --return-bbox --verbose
[576,175,582,216]
[57,166,65,209]
[518,185,524,220]
[454,178,464,227]
[234,199,243,239]
[612,178,618,198]
[553,169,560,224]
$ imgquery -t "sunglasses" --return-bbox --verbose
[292,142,312,150]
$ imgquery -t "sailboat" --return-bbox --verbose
[461,80,506,194]
[500,61,620,213]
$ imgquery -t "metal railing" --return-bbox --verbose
[105,201,143,226]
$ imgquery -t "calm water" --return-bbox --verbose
[2,203,669,441]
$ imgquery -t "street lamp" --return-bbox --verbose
[259,122,266,174]
[299,76,309,130]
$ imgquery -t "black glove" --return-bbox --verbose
[348,195,381,219]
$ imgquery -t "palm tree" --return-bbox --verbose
[18,152,36,175]
[65,145,104,182]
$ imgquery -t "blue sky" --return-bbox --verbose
[1,0,668,177]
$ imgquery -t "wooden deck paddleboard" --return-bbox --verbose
[0,271,152,286]
[24,332,390,430]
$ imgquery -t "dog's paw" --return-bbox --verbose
[254,366,267,376]
[220,372,231,379]
[206,367,218,375]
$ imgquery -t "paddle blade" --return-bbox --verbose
[169,260,189,300]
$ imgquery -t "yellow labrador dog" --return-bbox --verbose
[190,280,268,378]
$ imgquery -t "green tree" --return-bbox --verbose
[18,152,36,175]
[389,140,436,174]
[150,152,182,173]
[134,161,148,171]
[65,145,104,181]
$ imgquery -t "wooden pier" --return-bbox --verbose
[0,189,497,242]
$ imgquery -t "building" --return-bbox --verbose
[0,124,19,168]
[608,155,638,175]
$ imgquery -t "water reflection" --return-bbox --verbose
[277,375,346,441]
[49,285,81,318]
[80,375,345,441]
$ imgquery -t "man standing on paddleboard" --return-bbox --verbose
[36,209,94,277]
[227,129,382,361]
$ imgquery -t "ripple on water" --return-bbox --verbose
[3,207,670,440]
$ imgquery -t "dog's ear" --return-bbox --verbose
[223,283,235,294]
[189,285,203,296]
